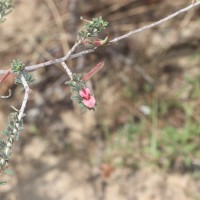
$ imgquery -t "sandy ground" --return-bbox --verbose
[0,0,200,199]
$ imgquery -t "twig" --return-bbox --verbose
[0,2,199,75]
[23,40,81,72]
[71,1,200,58]
[61,62,73,80]
[110,1,200,43]
[0,74,30,171]
[70,48,97,60]
[0,89,11,99]
[18,75,30,120]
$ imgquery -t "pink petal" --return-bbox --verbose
[83,96,96,108]
[79,88,91,100]
[79,89,86,98]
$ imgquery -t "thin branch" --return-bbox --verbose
[24,40,81,72]
[110,1,200,43]
[70,47,97,60]
[0,2,199,75]
[0,74,30,171]
[61,62,73,80]
[18,75,30,120]
[70,1,200,59]
[0,89,11,99]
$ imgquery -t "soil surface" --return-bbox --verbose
[0,0,200,200]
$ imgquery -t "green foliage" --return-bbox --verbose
[0,111,24,171]
[78,16,108,39]
[104,102,200,170]
[11,59,34,85]
[0,59,31,184]
[0,110,23,184]
[0,181,6,185]
[0,0,13,23]
[11,59,25,73]
[65,73,87,111]
[156,122,200,169]
[1,111,24,140]
[65,73,85,92]
[104,122,144,168]
[3,169,13,175]
[15,72,35,85]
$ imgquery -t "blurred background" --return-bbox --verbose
[0,0,200,199]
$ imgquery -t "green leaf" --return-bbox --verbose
[0,140,6,149]
[0,152,8,160]
[0,0,13,23]
[11,59,24,73]
[3,169,13,176]
[78,16,108,39]
[71,95,80,101]
[0,181,6,185]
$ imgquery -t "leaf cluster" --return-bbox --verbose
[78,16,108,39]
[0,112,23,161]
[1,112,24,141]
[0,0,13,23]
[65,74,87,111]
[0,111,24,183]
[11,59,24,73]
[11,59,34,85]
[15,72,34,85]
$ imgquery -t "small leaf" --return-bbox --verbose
[3,169,13,176]
[0,181,7,185]
[0,140,6,149]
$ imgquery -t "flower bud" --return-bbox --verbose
[94,36,109,46]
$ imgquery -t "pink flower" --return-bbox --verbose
[79,88,96,109]
[79,88,91,100]
[83,96,96,109]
